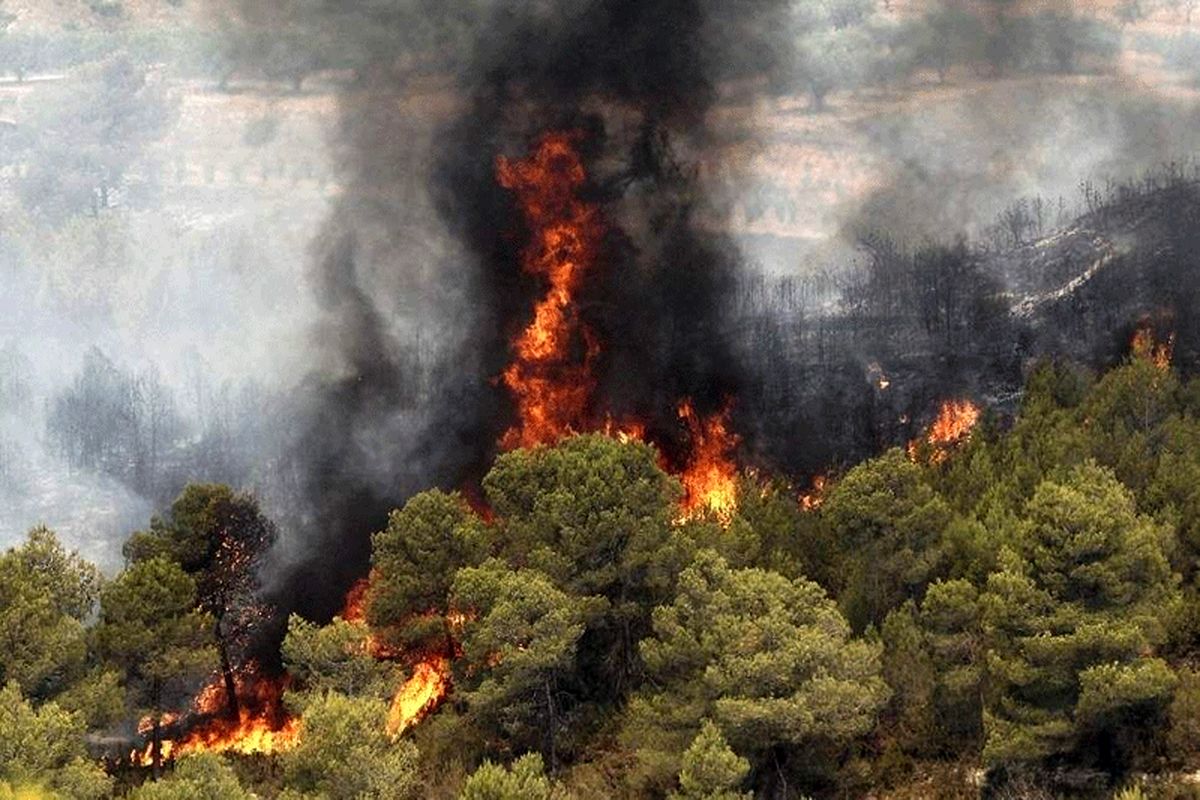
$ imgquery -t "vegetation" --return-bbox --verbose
[3,349,1200,797]
[1,4,1199,797]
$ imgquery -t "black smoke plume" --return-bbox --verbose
[265,0,791,620]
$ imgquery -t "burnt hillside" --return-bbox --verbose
[729,170,1200,479]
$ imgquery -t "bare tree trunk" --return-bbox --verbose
[544,680,557,773]
[151,680,163,780]
[217,621,241,720]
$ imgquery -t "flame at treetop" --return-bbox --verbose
[908,400,981,463]
[675,399,740,525]
[130,666,299,766]
[495,133,744,522]
[497,131,604,451]
[1131,324,1174,370]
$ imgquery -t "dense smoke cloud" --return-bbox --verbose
[4,0,1200,604]
[270,0,794,617]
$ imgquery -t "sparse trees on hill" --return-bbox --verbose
[16,55,175,220]
[47,349,184,497]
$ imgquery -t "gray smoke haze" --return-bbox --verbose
[1,0,1199,589]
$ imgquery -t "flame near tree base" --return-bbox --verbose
[131,131,749,766]
[130,666,299,766]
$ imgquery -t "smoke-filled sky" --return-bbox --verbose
[1,0,1199,583]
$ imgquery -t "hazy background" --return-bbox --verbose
[2,0,1200,570]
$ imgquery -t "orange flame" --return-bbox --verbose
[908,400,980,463]
[130,666,298,766]
[493,132,746,524]
[336,578,457,737]
[675,399,740,524]
[1131,325,1174,370]
[340,577,371,623]
[386,656,450,736]
[800,475,828,511]
[497,131,604,450]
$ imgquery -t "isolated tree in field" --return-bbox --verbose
[17,54,175,219]
[896,6,986,82]
[769,0,876,111]
[94,558,215,775]
[625,550,888,796]
[279,691,419,800]
[451,559,605,771]
[367,489,487,652]
[483,434,681,690]
[981,463,1180,767]
[125,484,278,720]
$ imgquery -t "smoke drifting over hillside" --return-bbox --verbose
[4,0,1200,606]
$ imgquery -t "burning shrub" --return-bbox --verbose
[93,558,216,773]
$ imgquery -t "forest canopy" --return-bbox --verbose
[5,347,1200,798]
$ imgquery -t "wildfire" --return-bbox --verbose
[675,399,741,524]
[340,576,371,623]
[497,131,605,450]
[800,475,828,511]
[131,666,298,766]
[386,656,450,736]
[908,400,981,463]
[1131,324,1174,370]
[334,577,455,737]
